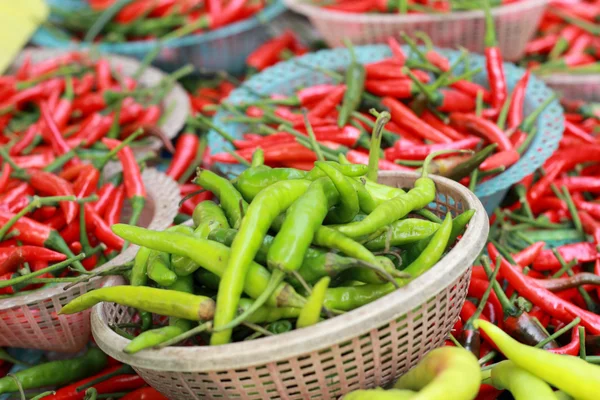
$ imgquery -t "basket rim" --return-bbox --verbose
[0,168,180,310]
[284,0,548,23]
[208,44,564,199]
[10,48,189,149]
[32,1,286,53]
[91,170,488,372]
[541,73,600,84]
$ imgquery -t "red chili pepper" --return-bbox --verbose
[73,165,100,198]
[29,169,78,224]
[121,105,161,137]
[39,101,80,166]
[93,183,117,216]
[546,145,600,173]
[479,149,520,171]
[0,164,10,193]
[382,97,451,143]
[7,154,53,170]
[530,197,567,214]
[488,243,600,334]
[483,4,507,110]
[104,185,125,226]
[553,176,600,193]
[0,183,33,209]
[577,211,600,244]
[528,159,566,203]
[532,242,598,271]
[179,190,214,215]
[507,70,531,130]
[307,86,346,119]
[28,53,83,78]
[420,110,466,141]
[102,138,146,227]
[0,246,66,275]
[120,387,168,400]
[564,120,596,144]
[436,89,477,113]
[247,30,297,72]
[385,137,480,161]
[166,133,199,181]
[548,324,581,356]
[324,0,373,12]
[73,92,106,115]
[449,113,513,151]
[84,203,124,251]
[365,79,417,98]
[387,37,406,64]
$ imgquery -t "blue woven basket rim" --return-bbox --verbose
[210,44,564,199]
[33,1,286,52]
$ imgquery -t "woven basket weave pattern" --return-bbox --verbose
[92,171,488,399]
[284,0,548,61]
[543,74,600,102]
[0,169,181,353]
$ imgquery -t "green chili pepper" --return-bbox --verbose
[192,200,229,230]
[364,219,440,250]
[195,169,247,229]
[0,348,107,394]
[349,177,378,213]
[324,281,395,311]
[316,162,359,224]
[268,178,337,274]
[297,277,330,329]
[61,286,215,321]
[306,163,368,180]
[251,148,264,168]
[212,179,311,345]
[112,225,306,309]
[405,209,475,264]
[130,246,152,331]
[476,319,600,400]
[166,225,197,277]
[445,144,497,181]
[234,166,307,201]
[342,388,416,400]
[338,41,366,128]
[146,249,176,287]
[393,347,480,400]
[337,152,444,238]
[401,213,452,277]
[489,360,556,400]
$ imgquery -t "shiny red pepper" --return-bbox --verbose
[104,185,125,226]
[166,133,199,181]
[532,242,598,271]
[386,137,481,161]
[382,96,452,143]
[28,169,78,224]
[449,113,513,151]
[307,86,346,119]
[247,30,297,72]
[120,387,168,400]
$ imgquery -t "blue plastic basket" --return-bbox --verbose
[32,1,287,74]
[209,45,564,215]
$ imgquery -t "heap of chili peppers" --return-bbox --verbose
[522,0,600,76]
[49,0,274,44]
[210,20,548,192]
[60,112,476,351]
[309,0,525,13]
[0,53,157,296]
[0,347,168,400]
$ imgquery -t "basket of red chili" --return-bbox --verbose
[32,0,287,75]
[207,42,564,215]
[284,0,548,61]
[7,49,189,155]
[87,167,488,399]
[0,168,180,353]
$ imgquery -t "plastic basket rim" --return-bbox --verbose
[10,48,189,150]
[32,1,286,53]
[209,44,564,199]
[284,0,548,23]
[0,168,179,310]
[542,73,600,85]
[91,170,488,372]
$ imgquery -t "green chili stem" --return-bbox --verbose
[478,351,497,365]
[475,90,484,117]
[226,150,251,167]
[496,92,513,131]
[243,322,274,337]
[96,128,144,170]
[304,113,326,162]
[535,317,581,349]
[84,0,133,42]
[561,186,583,235]
[154,321,212,349]
[196,115,236,144]
[0,254,85,289]
[0,195,77,241]
[469,168,478,192]
[481,256,518,316]
[447,333,464,349]
[521,94,558,133]
[367,110,391,181]
[467,258,500,327]
[579,326,587,360]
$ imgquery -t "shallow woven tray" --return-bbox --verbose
[0,168,180,353]
[91,170,488,399]
[12,48,189,154]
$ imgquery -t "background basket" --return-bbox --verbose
[32,1,287,75]
[92,171,488,400]
[284,0,548,61]
[11,48,189,154]
[0,168,180,353]
[208,45,564,215]
[542,73,600,102]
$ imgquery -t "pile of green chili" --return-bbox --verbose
[61,112,475,350]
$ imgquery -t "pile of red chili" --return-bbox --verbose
[211,21,549,192]
[52,0,274,43]
[0,53,161,297]
[523,0,600,75]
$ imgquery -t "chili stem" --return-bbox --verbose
[367,110,391,181]
[303,113,325,162]
[579,326,587,360]
[0,254,85,289]
[535,317,581,348]
[561,186,583,235]
[154,321,212,349]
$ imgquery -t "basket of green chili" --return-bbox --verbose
[87,166,488,399]
[0,168,180,353]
